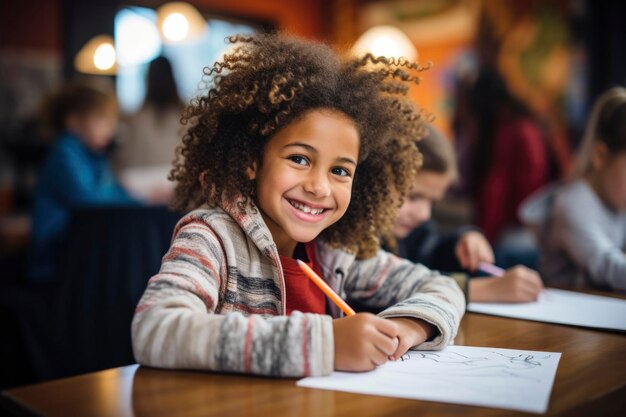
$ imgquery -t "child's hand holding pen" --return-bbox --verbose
[332,315,435,371]
[332,313,399,371]
[471,263,544,302]
[455,231,494,272]
[298,260,436,370]
[454,232,545,303]
[385,317,435,361]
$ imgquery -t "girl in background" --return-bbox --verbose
[392,126,544,302]
[523,87,626,292]
[114,56,185,170]
[464,68,559,268]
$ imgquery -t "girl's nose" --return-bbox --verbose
[303,171,331,197]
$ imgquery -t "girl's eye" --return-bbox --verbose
[288,155,309,166]
[331,167,351,177]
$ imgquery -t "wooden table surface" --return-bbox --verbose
[2,308,626,416]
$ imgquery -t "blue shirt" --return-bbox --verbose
[29,132,139,281]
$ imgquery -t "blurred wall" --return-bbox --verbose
[0,0,332,83]
[190,0,331,40]
[586,1,626,103]
[0,0,62,52]
[0,0,330,58]
[0,0,332,212]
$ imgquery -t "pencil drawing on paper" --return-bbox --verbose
[297,345,562,414]
[402,349,551,368]
[393,349,554,383]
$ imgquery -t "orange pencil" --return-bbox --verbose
[297,259,356,316]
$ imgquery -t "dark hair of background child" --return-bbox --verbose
[144,56,184,110]
[595,92,626,152]
[39,83,116,138]
[467,68,560,191]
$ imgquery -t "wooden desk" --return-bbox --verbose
[2,312,625,417]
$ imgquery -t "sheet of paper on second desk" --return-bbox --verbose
[468,288,626,331]
[297,345,561,414]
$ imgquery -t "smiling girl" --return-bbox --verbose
[131,34,465,377]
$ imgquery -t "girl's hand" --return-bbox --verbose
[469,265,544,302]
[455,231,495,271]
[385,317,435,360]
[333,313,399,372]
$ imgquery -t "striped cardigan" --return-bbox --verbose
[131,200,465,377]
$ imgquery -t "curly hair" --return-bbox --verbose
[171,33,430,259]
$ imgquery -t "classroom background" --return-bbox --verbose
[0,0,624,390]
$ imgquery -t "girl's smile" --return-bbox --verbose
[249,108,360,257]
[286,198,333,221]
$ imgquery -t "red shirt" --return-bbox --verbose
[279,242,327,315]
[477,118,552,242]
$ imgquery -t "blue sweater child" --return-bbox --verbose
[29,85,139,282]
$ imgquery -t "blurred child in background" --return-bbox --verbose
[114,56,184,170]
[463,68,559,268]
[523,87,626,292]
[113,57,184,204]
[392,126,544,302]
[28,83,138,282]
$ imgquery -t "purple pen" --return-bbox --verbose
[477,262,505,277]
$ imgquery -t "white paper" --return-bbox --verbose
[468,288,626,331]
[297,346,561,414]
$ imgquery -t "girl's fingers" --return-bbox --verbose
[370,347,390,366]
[374,317,400,339]
[467,247,479,271]
[524,287,541,301]
[519,279,542,301]
[456,243,470,269]
[374,333,399,356]
[527,281,543,295]
[390,336,411,360]
[522,271,544,293]
[531,274,545,291]
[530,281,544,297]
[371,335,396,365]
[480,245,495,264]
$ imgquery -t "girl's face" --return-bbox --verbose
[393,171,452,239]
[591,146,626,212]
[68,108,118,152]
[251,109,360,257]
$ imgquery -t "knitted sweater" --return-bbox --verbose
[132,200,465,377]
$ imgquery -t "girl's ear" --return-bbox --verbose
[246,161,257,180]
[590,141,609,171]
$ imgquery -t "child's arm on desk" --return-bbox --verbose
[343,249,465,351]
[131,220,333,377]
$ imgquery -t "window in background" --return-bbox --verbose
[114,6,257,113]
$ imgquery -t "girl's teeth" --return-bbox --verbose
[290,200,323,215]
